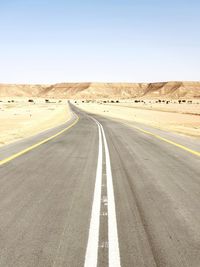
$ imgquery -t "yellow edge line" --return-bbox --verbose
[133,126,200,157]
[0,115,79,166]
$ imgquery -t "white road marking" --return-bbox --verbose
[99,122,121,267]
[84,117,121,267]
[84,123,103,267]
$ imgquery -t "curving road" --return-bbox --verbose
[0,104,200,267]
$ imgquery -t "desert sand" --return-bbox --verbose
[0,98,70,146]
[77,101,200,138]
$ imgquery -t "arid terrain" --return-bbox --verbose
[0,98,70,146]
[0,81,200,99]
[77,100,200,138]
[0,82,200,145]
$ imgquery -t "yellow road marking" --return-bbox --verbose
[133,126,200,157]
[0,116,79,166]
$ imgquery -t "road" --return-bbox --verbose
[0,104,200,267]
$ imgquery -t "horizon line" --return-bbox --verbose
[0,80,200,85]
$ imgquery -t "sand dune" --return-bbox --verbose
[0,81,200,99]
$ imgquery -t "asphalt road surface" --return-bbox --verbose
[0,104,200,267]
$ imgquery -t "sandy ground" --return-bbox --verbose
[76,101,200,138]
[0,98,70,146]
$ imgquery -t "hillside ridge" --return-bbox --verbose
[0,81,200,99]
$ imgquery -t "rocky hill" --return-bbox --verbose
[0,81,200,99]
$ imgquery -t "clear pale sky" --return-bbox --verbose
[0,0,199,83]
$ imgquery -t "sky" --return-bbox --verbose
[0,0,200,83]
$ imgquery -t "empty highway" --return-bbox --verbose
[0,104,200,267]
